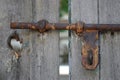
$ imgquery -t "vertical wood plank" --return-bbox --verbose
[30,0,59,80]
[0,1,9,80]
[70,0,99,80]
[99,0,120,80]
[0,0,32,80]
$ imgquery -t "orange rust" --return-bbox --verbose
[31,26,36,29]
[11,23,16,28]
[46,23,56,30]
[82,44,98,70]
[66,25,70,30]
[70,24,76,30]
[85,30,98,32]
[81,31,98,70]
[75,21,84,34]
[46,23,51,30]
[51,25,56,30]
[95,33,99,40]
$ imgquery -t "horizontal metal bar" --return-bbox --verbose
[11,22,69,30]
[53,23,69,30]
[10,20,120,33]
[11,22,38,29]
[85,24,120,31]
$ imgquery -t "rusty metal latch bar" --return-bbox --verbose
[11,20,84,35]
[10,19,120,70]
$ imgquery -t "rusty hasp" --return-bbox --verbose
[10,19,120,70]
[81,31,98,70]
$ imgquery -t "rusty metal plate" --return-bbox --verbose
[81,30,98,70]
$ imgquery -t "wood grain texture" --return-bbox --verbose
[71,0,98,23]
[99,0,120,80]
[0,1,9,80]
[70,0,99,80]
[0,0,32,80]
[30,0,59,80]
[0,0,59,80]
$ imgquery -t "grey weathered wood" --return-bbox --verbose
[0,0,59,80]
[30,0,59,80]
[70,0,99,80]
[0,0,32,80]
[99,0,120,80]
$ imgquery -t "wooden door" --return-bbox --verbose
[0,0,120,80]
[0,0,59,80]
[70,0,120,80]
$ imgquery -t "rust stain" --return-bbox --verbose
[95,33,99,40]
[81,31,98,70]
[82,45,98,70]
[85,30,97,32]
[66,25,70,30]
[51,25,56,30]
[31,26,36,29]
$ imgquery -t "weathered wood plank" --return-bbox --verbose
[70,0,99,80]
[30,0,59,80]
[99,0,120,80]
[0,1,9,80]
[71,0,98,23]
[0,0,32,80]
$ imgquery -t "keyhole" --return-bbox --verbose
[87,49,93,65]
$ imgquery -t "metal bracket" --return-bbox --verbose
[81,30,98,70]
[10,19,120,70]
